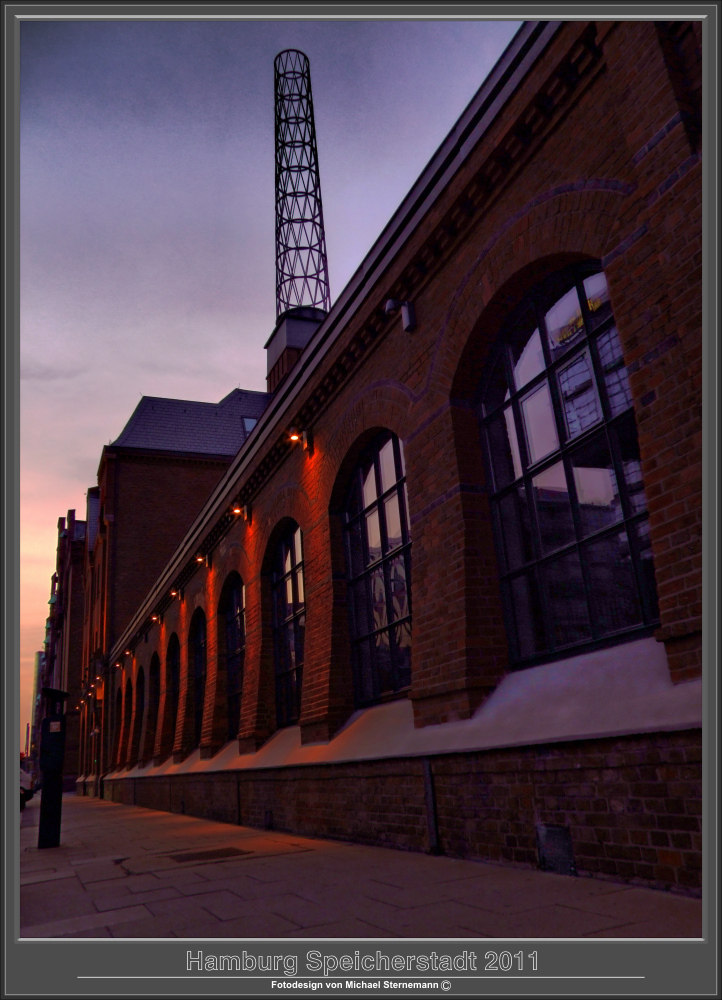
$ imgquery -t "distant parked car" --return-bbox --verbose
[20,769,34,811]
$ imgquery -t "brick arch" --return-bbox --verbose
[321,384,416,513]
[430,186,628,402]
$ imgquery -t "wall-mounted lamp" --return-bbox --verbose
[170,589,178,597]
[288,427,301,443]
[231,503,243,515]
[242,504,252,524]
[195,554,205,563]
[151,615,159,623]
[384,298,416,332]
[302,429,314,455]
[124,649,131,657]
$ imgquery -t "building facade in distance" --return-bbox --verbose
[78,21,703,894]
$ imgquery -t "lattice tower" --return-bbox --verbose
[274,49,330,318]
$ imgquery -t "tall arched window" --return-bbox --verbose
[166,633,180,745]
[271,523,305,728]
[343,432,412,706]
[220,575,245,741]
[478,263,659,666]
[189,609,207,747]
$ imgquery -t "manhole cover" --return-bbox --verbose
[163,847,252,863]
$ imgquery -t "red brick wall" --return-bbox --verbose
[104,728,701,895]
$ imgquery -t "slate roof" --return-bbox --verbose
[111,388,270,457]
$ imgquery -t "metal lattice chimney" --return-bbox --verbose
[274,49,330,317]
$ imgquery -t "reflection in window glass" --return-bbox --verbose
[478,265,659,666]
[521,382,559,465]
[344,432,411,706]
[545,287,583,358]
[532,461,575,554]
[570,434,621,537]
[544,551,591,646]
[557,351,601,439]
[598,326,633,415]
[513,328,545,391]
[585,531,641,634]
[583,272,612,330]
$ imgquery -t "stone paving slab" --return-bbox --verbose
[18,793,702,939]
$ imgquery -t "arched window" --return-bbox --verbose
[189,609,207,747]
[220,575,245,741]
[343,432,412,706]
[166,633,180,745]
[478,263,659,666]
[271,523,305,728]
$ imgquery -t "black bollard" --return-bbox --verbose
[37,688,68,849]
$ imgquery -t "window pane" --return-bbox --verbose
[374,629,393,694]
[283,544,292,575]
[521,382,559,465]
[394,622,412,688]
[487,408,520,488]
[557,350,601,439]
[356,639,374,704]
[570,434,622,537]
[584,530,641,634]
[352,579,371,635]
[512,327,545,391]
[483,353,511,414]
[388,555,409,621]
[597,326,633,415]
[497,486,533,570]
[634,519,660,620]
[295,613,305,667]
[532,461,575,554]
[294,527,303,565]
[616,415,648,515]
[362,462,377,508]
[509,572,546,658]
[347,518,365,578]
[543,551,592,646]
[285,576,294,614]
[370,567,387,630]
[384,493,402,551]
[365,509,382,563]
[545,286,583,359]
[295,567,305,606]
[379,438,396,494]
[583,272,612,331]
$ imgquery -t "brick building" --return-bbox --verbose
[78,21,703,894]
[76,388,268,793]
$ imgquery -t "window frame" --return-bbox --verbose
[342,431,412,708]
[477,262,660,668]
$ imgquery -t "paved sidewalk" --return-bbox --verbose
[20,793,702,939]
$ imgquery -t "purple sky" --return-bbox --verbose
[19,16,521,747]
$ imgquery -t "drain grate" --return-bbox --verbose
[163,846,252,863]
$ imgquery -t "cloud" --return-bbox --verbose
[21,360,86,381]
